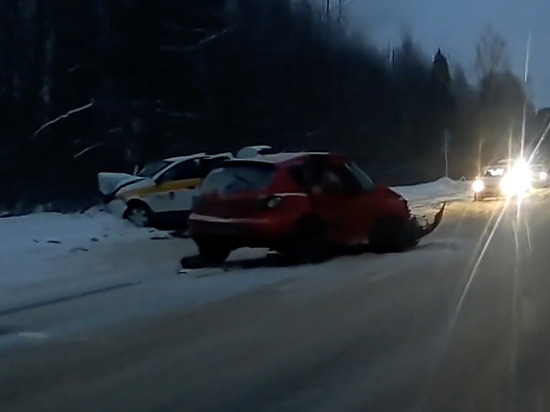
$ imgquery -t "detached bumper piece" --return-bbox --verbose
[410,202,446,240]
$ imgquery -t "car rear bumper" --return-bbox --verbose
[189,213,294,248]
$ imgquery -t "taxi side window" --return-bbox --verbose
[199,156,231,178]
[159,160,199,182]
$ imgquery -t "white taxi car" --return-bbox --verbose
[98,152,232,227]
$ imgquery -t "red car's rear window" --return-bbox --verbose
[200,164,275,194]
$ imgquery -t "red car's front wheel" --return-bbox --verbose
[283,217,327,264]
[369,216,418,253]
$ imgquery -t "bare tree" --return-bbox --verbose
[474,26,510,80]
[324,0,348,23]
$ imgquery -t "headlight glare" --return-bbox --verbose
[472,180,484,193]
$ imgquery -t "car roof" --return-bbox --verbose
[241,145,271,151]
[226,151,332,165]
[236,145,274,158]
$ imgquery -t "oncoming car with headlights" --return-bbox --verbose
[530,164,549,188]
[472,159,532,201]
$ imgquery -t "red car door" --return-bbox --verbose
[322,162,377,244]
[303,160,373,244]
[295,160,340,241]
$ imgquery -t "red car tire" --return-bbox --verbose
[369,216,418,253]
[197,240,231,265]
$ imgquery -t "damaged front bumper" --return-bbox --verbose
[409,202,446,241]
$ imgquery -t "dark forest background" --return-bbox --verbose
[1,0,549,212]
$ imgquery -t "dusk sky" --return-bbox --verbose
[347,0,549,108]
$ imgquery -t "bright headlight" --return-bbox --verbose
[472,180,484,193]
[539,171,547,181]
[500,172,531,196]
[500,176,514,196]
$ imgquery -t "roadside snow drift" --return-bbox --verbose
[0,207,181,291]
[393,177,470,214]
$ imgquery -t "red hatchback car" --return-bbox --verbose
[189,152,441,263]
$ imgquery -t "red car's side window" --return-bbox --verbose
[288,164,323,191]
[320,164,362,194]
[289,162,361,195]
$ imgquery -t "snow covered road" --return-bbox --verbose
[5,192,550,411]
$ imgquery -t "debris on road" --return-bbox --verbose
[69,247,89,253]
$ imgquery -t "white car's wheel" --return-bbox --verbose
[125,204,152,227]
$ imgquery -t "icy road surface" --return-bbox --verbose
[3,191,550,411]
[3,183,550,410]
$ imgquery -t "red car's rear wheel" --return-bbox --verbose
[196,240,231,264]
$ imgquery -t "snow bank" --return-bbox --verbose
[393,177,470,204]
[0,207,177,291]
[0,206,161,254]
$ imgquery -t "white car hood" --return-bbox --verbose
[98,172,144,196]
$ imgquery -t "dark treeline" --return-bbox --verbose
[1,0,549,211]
